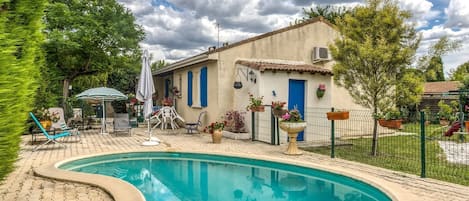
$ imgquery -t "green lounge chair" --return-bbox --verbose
[29,112,71,151]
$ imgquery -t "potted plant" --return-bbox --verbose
[437,100,457,126]
[38,108,52,129]
[171,86,181,98]
[316,84,326,98]
[279,106,306,155]
[271,101,287,117]
[162,97,173,106]
[223,110,250,139]
[207,121,225,143]
[377,109,403,129]
[246,93,264,112]
[224,110,247,133]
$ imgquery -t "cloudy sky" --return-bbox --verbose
[118,0,469,76]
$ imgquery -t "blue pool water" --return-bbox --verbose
[59,152,391,201]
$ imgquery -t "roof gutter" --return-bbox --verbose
[154,53,214,76]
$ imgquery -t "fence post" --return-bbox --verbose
[251,111,255,141]
[420,111,426,178]
[331,107,335,158]
[271,110,275,145]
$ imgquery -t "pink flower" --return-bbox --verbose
[281,112,291,121]
[318,84,326,91]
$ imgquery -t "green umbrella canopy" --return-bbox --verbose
[75,87,127,134]
[76,87,128,101]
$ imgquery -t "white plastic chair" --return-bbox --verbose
[161,107,176,130]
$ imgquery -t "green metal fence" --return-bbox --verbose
[301,108,469,186]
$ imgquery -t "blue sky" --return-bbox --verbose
[118,0,469,76]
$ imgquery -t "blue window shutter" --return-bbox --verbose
[200,67,208,107]
[187,71,193,106]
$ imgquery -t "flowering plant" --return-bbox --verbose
[206,121,226,133]
[224,110,247,133]
[272,101,286,110]
[172,86,181,96]
[316,84,326,98]
[162,97,173,106]
[36,108,51,121]
[246,93,264,111]
[281,106,303,122]
[50,111,60,122]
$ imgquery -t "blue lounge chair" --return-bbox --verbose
[29,112,71,151]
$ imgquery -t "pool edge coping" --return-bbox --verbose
[35,150,414,201]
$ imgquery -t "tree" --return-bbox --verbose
[151,59,169,71]
[301,5,352,25]
[449,61,469,81]
[43,0,144,107]
[424,56,444,82]
[0,0,46,180]
[330,0,420,156]
[420,36,461,81]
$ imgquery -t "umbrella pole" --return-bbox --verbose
[142,113,159,146]
[101,99,108,134]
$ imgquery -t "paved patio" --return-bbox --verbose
[0,128,468,201]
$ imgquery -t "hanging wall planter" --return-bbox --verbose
[326,111,349,120]
[316,84,326,98]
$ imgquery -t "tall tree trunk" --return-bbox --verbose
[371,106,378,156]
[62,79,70,109]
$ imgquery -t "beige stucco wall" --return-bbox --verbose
[155,20,368,132]
[170,61,218,128]
[211,22,339,117]
[234,65,333,141]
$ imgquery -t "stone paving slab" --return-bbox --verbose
[0,128,468,201]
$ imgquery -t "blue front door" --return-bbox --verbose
[288,79,305,141]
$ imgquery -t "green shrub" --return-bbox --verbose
[0,0,46,181]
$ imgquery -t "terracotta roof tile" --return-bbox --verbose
[235,60,333,75]
[424,81,461,94]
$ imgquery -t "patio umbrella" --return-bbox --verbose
[76,87,127,134]
[137,50,159,146]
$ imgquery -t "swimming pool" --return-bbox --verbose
[59,152,392,201]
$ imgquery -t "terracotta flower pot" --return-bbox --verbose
[326,111,349,120]
[40,120,52,129]
[250,105,265,112]
[212,130,222,143]
[378,119,403,129]
[272,109,287,117]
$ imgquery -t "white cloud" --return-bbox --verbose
[118,0,467,69]
[398,0,440,28]
[442,44,469,76]
[417,24,469,76]
[445,0,469,28]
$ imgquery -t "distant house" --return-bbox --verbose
[153,17,365,142]
[419,81,461,111]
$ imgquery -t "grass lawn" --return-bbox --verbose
[302,133,469,186]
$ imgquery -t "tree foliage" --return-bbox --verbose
[43,0,144,106]
[419,36,461,81]
[449,61,469,81]
[151,59,169,71]
[301,5,352,25]
[330,0,421,155]
[0,0,46,180]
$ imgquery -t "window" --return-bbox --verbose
[200,67,208,107]
[187,71,193,106]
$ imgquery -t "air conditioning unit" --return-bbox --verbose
[312,47,331,63]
